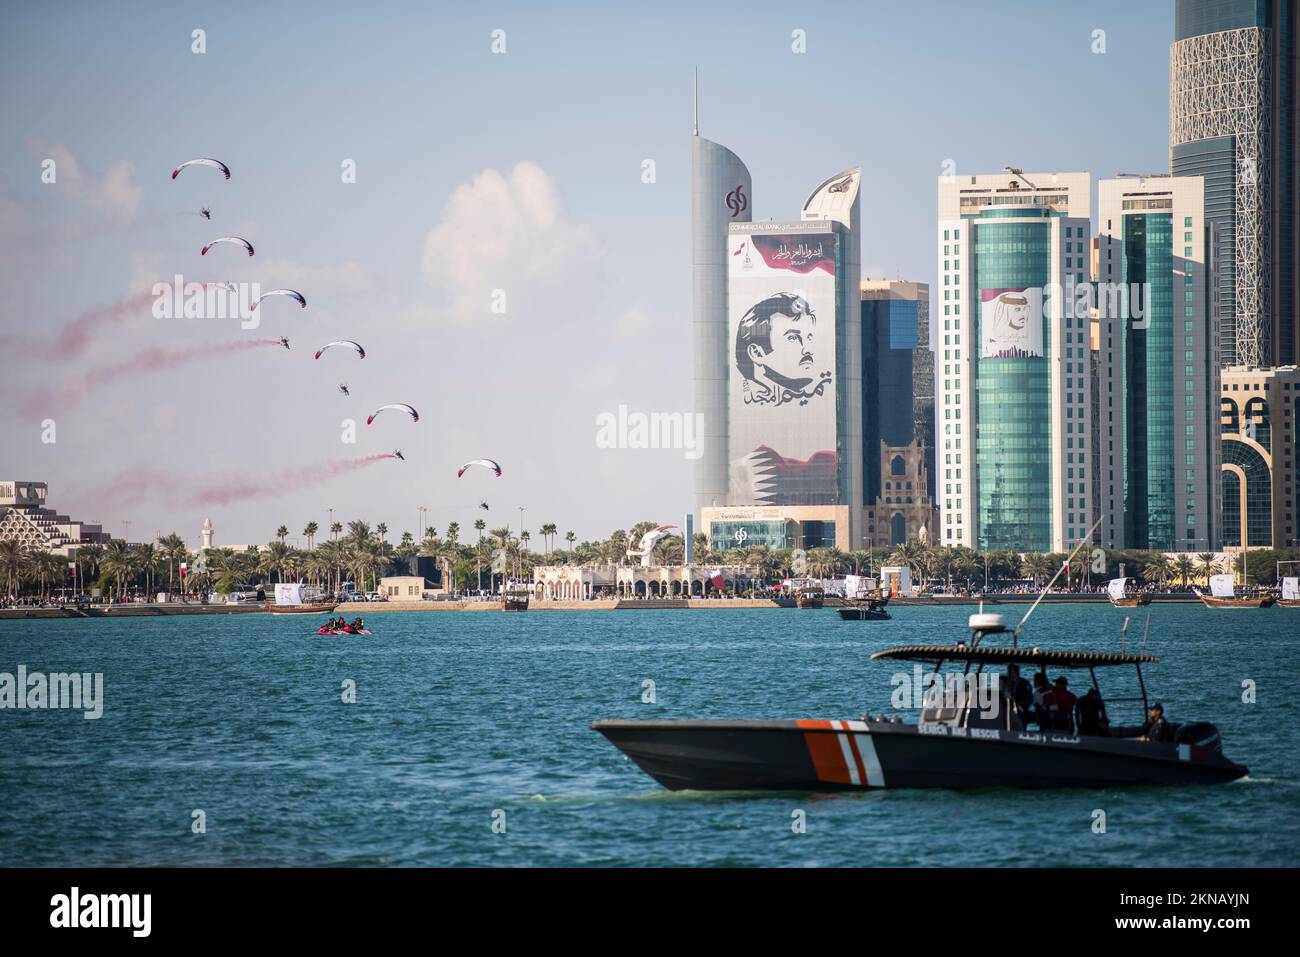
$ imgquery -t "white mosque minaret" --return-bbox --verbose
[201,516,213,549]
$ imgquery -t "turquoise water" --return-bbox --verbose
[1,606,1296,867]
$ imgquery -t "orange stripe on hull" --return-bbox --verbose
[797,720,853,785]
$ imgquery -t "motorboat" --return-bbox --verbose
[837,596,891,621]
[593,611,1247,790]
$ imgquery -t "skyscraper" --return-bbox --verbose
[861,279,935,501]
[1096,176,1221,551]
[692,113,751,517]
[1170,0,1299,367]
[937,171,1094,553]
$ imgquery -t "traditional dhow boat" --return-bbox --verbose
[502,585,530,612]
[795,586,824,610]
[593,612,1248,791]
[1105,577,1151,607]
[1194,573,1276,608]
[267,583,336,615]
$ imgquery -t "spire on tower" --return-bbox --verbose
[693,66,699,136]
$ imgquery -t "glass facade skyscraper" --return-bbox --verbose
[1097,177,1221,552]
[937,172,1094,553]
[1171,0,1300,367]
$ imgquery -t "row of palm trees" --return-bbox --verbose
[4,516,1297,599]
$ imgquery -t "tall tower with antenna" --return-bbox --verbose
[692,69,752,520]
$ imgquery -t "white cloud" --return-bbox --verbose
[421,161,597,322]
[35,143,142,223]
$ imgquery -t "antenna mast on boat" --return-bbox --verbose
[1013,514,1105,646]
[1120,615,1130,654]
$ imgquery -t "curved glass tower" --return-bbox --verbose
[692,134,751,515]
[972,208,1054,553]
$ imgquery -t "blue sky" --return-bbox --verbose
[0,0,1173,547]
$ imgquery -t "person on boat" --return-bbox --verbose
[1004,664,1033,720]
[1075,687,1109,736]
[1044,676,1078,733]
[349,617,365,633]
[1030,672,1052,728]
[1111,701,1176,742]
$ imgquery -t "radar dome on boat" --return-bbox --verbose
[968,613,1007,632]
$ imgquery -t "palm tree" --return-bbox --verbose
[100,539,134,599]
[1142,553,1172,586]
[275,525,289,544]
[1172,554,1195,589]
[539,523,558,554]
[473,519,487,592]
[445,522,460,547]
[565,530,576,551]
[888,540,928,586]
[73,542,103,595]
[156,533,187,594]
[1195,552,1220,585]
[0,539,24,596]
[490,527,513,590]
[376,523,388,543]
[303,521,318,549]
[330,521,343,540]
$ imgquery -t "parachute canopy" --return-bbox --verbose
[367,403,418,425]
[250,289,306,311]
[171,157,231,180]
[457,459,503,478]
[201,236,254,257]
[315,340,366,360]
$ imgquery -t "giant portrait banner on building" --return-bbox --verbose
[980,286,1044,359]
[727,228,839,505]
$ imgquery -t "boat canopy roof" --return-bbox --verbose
[870,644,1159,667]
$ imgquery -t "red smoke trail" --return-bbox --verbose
[20,339,283,416]
[184,455,400,507]
[0,290,158,360]
[77,456,400,513]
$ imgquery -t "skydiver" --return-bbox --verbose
[199,207,211,220]
[279,337,290,350]
[479,502,490,511]
[338,383,350,396]
[393,449,405,461]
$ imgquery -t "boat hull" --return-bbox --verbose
[1109,596,1151,607]
[1196,594,1276,608]
[837,607,891,621]
[268,602,338,614]
[592,719,1248,791]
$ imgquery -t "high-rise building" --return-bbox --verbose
[692,120,752,517]
[861,280,934,499]
[700,166,864,551]
[861,280,937,546]
[1219,364,1300,548]
[1096,176,1221,551]
[1170,0,1299,367]
[937,171,1094,553]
